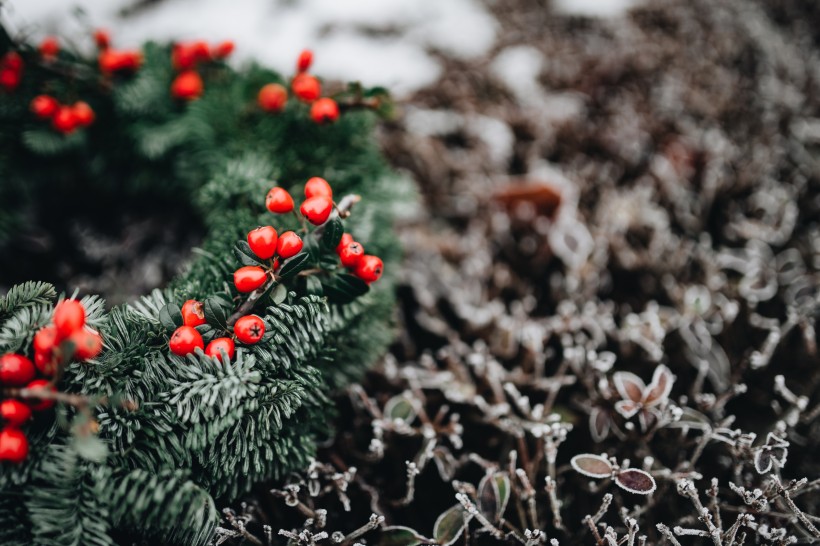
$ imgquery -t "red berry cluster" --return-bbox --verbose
[96,30,143,75]
[0,52,23,93]
[169,300,267,362]
[267,176,384,283]
[170,39,234,101]
[256,49,340,124]
[31,95,95,135]
[0,300,101,464]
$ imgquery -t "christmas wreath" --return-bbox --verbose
[0,25,411,546]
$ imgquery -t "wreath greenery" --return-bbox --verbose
[0,25,411,546]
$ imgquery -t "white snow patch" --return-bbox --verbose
[490,46,544,103]
[552,0,641,18]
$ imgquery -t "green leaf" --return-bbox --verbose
[384,394,416,423]
[380,526,431,546]
[269,283,288,305]
[306,276,323,296]
[233,240,264,266]
[159,303,183,331]
[322,274,369,304]
[478,472,510,523]
[321,217,344,250]
[203,296,229,329]
[278,253,311,280]
[433,505,470,546]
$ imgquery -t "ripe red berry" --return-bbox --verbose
[205,337,235,363]
[292,74,321,102]
[310,98,339,124]
[0,68,20,92]
[304,176,332,199]
[354,255,384,284]
[25,379,56,411]
[69,329,103,361]
[171,70,203,101]
[296,49,313,73]
[34,349,55,376]
[234,266,268,293]
[248,226,279,260]
[39,36,60,60]
[181,299,206,327]
[213,40,235,59]
[276,231,303,259]
[266,187,294,213]
[53,299,86,339]
[0,428,28,464]
[258,83,288,113]
[0,354,35,387]
[191,41,211,62]
[0,400,31,427]
[99,49,142,74]
[94,29,111,50]
[30,95,59,119]
[172,43,198,70]
[234,315,265,345]
[71,101,95,127]
[169,325,204,356]
[339,241,365,268]
[336,233,354,254]
[52,107,77,134]
[33,326,60,353]
[2,52,22,72]
[300,195,333,225]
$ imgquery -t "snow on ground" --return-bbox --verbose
[6,0,639,97]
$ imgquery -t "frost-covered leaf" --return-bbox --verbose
[380,526,431,546]
[570,454,613,478]
[433,505,470,546]
[614,469,656,495]
[384,394,416,423]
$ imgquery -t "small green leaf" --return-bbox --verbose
[322,274,369,304]
[433,505,470,546]
[380,526,431,546]
[234,240,264,266]
[159,303,183,331]
[384,394,416,423]
[278,252,311,279]
[306,276,324,296]
[322,217,344,250]
[478,472,510,522]
[203,296,229,329]
[270,283,288,305]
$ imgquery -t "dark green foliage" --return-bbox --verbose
[0,29,410,545]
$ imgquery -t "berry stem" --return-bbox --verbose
[227,279,274,327]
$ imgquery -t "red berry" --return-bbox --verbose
[33,349,57,376]
[53,299,86,339]
[39,36,60,60]
[33,326,60,353]
[258,83,288,113]
[30,95,59,119]
[52,107,77,134]
[69,329,103,361]
[71,101,95,127]
[0,428,28,464]
[304,176,332,199]
[248,226,279,260]
[171,70,203,100]
[205,337,235,363]
[213,40,235,59]
[181,299,206,327]
[191,41,211,62]
[276,231,303,259]
[310,98,339,124]
[339,241,365,268]
[234,266,268,293]
[336,233,354,254]
[234,315,265,345]
[169,325,204,356]
[0,354,35,387]
[25,379,56,411]
[296,49,313,73]
[0,68,20,92]
[172,43,197,70]
[99,49,142,74]
[292,73,320,102]
[266,187,294,213]
[2,52,22,72]
[300,196,333,225]
[354,255,384,284]
[94,29,111,50]
[0,400,31,427]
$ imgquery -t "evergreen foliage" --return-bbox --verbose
[0,24,411,545]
